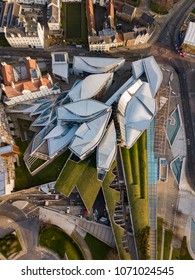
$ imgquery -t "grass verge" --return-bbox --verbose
[163,229,173,260]
[157,217,163,260]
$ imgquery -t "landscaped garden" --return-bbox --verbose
[121,132,150,259]
[39,225,84,260]
[55,155,101,212]
[0,233,22,259]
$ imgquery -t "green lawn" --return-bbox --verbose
[76,156,101,212]
[39,225,84,260]
[157,217,163,260]
[84,233,113,260]
[62,3,82,39]
[55,158,89,196]
[61,2,87,42]
[163,229,173,260]
[149,2,168,15]
[121,132,149,259]
[129,142,140,185]
[137,132,148,198]
[55,155,102,212]
[121,148,133,185]
[121,132,149,231]
[14,138,70,190]
[0,37,10,46]
[66,3,81,38]
[81,2,88,43]
[29,158,47,173]
[0,233,22,259]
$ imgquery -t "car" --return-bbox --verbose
[66,206,70,214]
[187,139,190,145]
[99,217,109,225]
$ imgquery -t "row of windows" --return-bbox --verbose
[8,38,43,46]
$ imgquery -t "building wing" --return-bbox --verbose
[69,110,111,159]
[68,73,113,102]
[117,81,156,148]
[131,56,163,97]
[97,121,117,171]
[58,99,110,120]
[73,56,125,74]
[47,125,78,157]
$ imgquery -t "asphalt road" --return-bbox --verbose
[153,0,195,191]
[174,63,195,189]
[157,0,195,50]
[0,202,27,221]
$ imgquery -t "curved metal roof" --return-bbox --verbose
[69,110,111,159]
[131,56,163,97]
[59,99,110,117]
[118,82,156,148]
[68,73,113,102]
[73,56,125,74]
[97,121,117,171]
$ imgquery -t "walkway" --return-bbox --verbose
[147,120,158,259]
[71,230,92,260]
[39,207,115,258]
[77,219,116,248]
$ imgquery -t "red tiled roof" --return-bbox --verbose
[26,58,37,79]
[1,64,15,86]
[107,0,115,18]
[4,77,52,98]
[2,59,52,99]
[86,0,96,35]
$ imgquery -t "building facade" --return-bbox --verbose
[1,57,60,106]
[5,22,45,48]
[47,0,61,31]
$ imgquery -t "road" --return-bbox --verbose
[156,0,195,49]
[152,0,195,191]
